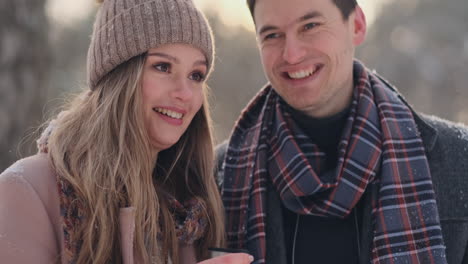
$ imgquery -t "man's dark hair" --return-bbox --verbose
[246,0,358,21]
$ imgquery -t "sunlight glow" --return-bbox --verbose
[46,0,390,30]
[194,0,255,30]
[194,0,387,31]
[46,0,95,25]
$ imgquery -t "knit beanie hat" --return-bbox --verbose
[87,0,214,89]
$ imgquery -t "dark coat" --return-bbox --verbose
[216,79,468,264]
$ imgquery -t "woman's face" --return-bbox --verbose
[141,43,207,152]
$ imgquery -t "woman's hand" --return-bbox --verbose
[197,253,254,264]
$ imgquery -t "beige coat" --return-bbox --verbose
[0,153,197,263]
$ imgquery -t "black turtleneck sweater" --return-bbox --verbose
[281,105,361,264]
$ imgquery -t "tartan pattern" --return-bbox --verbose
[222,61,447,264]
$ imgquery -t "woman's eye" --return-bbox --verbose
[189,71,205,82]
[154,63,171,73]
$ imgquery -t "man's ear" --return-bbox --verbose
[352,6,367,46]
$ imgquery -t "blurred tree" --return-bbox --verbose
[5,1,465,163]
[357,0,468,124]
[205,12,266,143]
[47,11,94,97]
[0,0,51,171]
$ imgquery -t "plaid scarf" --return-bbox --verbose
[222,61,447,264]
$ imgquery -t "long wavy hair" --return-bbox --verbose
[47,53,224,263]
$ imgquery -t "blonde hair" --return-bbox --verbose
[47,54,224,263]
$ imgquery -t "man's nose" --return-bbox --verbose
[282,36,306,64]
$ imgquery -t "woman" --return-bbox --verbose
[0,0,252,263]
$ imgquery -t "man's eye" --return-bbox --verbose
[189,71,205,82]
[264,32,280,41]
[304,23,318,31]
[154,63,171,72]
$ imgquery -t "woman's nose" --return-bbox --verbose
[172,79,194,101]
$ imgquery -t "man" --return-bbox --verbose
[216,0,468,263]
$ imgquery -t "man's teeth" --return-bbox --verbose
[288,68,315,79]
[154,107,183,119]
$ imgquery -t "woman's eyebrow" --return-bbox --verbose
[147,52,179,64]
[193,60,208,68]
[147,53,207,68]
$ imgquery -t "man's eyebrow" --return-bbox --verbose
[299,11,323,22]
[258,25,278,36]
[258,11,323,35]
[147,52,180,64]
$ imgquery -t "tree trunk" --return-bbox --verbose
[0,0,50,171]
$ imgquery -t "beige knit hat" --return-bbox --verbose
[87,0,214,89]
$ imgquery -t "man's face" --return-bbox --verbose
[254,0,366,118]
